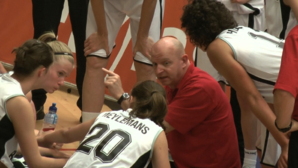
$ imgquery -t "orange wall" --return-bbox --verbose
[0,0,196,92]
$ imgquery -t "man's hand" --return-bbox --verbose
[84,32,109,56]
[102,68,124,100]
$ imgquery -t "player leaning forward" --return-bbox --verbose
[181,0,289,168]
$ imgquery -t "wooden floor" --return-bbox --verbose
[35,90,111,153]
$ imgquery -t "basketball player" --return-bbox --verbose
[195,0,266,166]
[0,33,74,168]
[81,0,165,122]
[42,80,170,168]
[31,0,88,120]
[100,37,241,167]
[181,0,289,168]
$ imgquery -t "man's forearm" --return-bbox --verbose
[238,93,289,148]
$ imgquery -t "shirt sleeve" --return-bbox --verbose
[165,85,216,134]
[274,34,298,98]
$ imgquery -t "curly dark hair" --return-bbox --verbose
[181,0,237,48]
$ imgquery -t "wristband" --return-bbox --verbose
[275,120,292,133]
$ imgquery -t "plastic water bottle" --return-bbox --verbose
[42,103,58,133]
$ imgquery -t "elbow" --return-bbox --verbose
[237,92,264,107]
[26,156,44,168]
[60,127,72,143]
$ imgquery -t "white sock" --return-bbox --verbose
[243,149,257,168]
[82,111,100,123]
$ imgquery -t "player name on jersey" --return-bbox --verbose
[102,112,150,134]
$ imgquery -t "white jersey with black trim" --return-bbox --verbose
[217,26,284,103]
[265,0,297,38]
[64,109,163,168]
[196,0,265,82]
[219,0,264,14]
[0,73,24,168]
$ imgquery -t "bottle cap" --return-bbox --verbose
[49,103,57,113]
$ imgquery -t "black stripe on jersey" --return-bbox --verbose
[243,3,260,15]
[0,115,15,158]
[248,73,275,86]
[279,0,291,39]
[243,3,260,29]
[131,150,150,168]
[259,129,276,167]
[158,0,163,30]
[194,47,198,67]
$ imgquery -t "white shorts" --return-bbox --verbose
[86,0,164,62]
[232,10,266,31]
[256,119,281,167]
[218,0,266,31]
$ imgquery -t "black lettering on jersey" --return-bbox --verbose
[130,120,139,128]
[227,26,243,34]
[248,32,284,48]
[141,126,150,134]
[119,117,128,124]
[9,151,16,160]
[111,113,120,120]
[136,122,145,131]
[104,113,112,119]
[125,119,135,125]
[77,123,132,163]
[114,115,122,122]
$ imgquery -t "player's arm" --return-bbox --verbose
[207,38,288,148]
[0,62,6,73]
[133,0,158,57]
[151,131,170,168]
[40,118,95,145]
[7,97,67,168]
[84,0,109,56]
[274,90,297,131]
[284,0,298,22]
[102,68,130,110]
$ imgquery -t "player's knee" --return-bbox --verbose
[86,57,108,70]
[133,51,153,66]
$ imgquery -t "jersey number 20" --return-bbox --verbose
[77,123,132,163]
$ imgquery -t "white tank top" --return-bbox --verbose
[64,109,163,168]
[217,26,284,103]
[0,73,24,168]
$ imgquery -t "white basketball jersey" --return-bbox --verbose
[196,0,265,81]
[217,26,284,103]
[265,0,297,38]
[64,110,163,168]
[0,73,24,168]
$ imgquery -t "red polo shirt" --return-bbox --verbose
[274,26,298,121]
[165,64,241,168]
